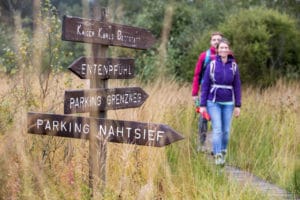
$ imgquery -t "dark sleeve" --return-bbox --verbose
[233,65,242,107]
[200,62,212,106]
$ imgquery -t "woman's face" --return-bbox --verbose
[218,42,230,58]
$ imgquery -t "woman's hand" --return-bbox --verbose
[199,107,207,114]
[234,107,240,117]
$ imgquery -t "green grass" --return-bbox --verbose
[228,82,299,196]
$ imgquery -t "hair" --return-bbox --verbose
[216,38,230,49]
[210,31,223,39]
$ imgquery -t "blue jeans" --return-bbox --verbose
[206,101,234,155]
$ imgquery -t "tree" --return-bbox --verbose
[0,0,32,25]
[181,7,300,87]
[219,7,300,86]
[166,1,227,82]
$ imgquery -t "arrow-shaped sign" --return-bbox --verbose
[62,15,156,50]
[64,87,148,114]
[68,57,135,79]
[27,112,184,147]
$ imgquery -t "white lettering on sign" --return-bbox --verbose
[76,24,95,37]
[97,124,164,142]
[36,119,90,134]
[117,30,141,44]
[69,96,102,110]
[76,24,141,45]
[106,92,142,106]
[81,63,132,76]
[98,28,114,40]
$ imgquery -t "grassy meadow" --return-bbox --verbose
[0,70,298,199]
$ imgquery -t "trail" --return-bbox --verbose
[203,133,298,200]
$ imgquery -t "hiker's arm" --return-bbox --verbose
[200,63,212,107]
[192,53,206,97]
[233,65,242,107]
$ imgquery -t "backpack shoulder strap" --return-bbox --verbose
[204,49,211,67]
[209,60,216,83]
[232,61,237,76]
[199,49,211,84]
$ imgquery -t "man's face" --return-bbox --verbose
[210,35,222,48]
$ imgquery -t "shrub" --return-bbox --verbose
[219,7,300,86]
[182,7,300,87]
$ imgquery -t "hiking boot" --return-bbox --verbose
[214,153,223,165]
[220,150,227,165]
[220,155,225,165]
[221,149,227,156]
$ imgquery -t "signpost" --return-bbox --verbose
[64,87,149,114]
[28,112,184,147]
[27,7,183,199]
[62,15,156,50]
[68,57,135,79]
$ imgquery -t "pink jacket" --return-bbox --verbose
[192,46,217,96]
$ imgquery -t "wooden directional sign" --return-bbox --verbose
[62,15,156,50]
[68,57,135,79]
[64,87,148,114]
[27,112,184,147]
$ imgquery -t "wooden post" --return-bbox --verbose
[88,6,108,199]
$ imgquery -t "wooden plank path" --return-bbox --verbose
[225,166,296,199]
[203,133,298,200]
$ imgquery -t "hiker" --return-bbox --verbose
[192,31,223,152]
[199,38,241,165]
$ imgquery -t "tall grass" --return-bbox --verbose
[229,80,299,196]
[0,73,282,199]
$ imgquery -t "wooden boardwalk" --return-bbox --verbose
[225,165,296,199]
[203,133,298,200]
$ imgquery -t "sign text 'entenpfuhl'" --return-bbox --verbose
[27,112,184,147]
[68,57,135,79]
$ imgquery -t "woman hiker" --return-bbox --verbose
[199,38,242,165]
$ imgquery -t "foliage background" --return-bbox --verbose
[0,0,299,86]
